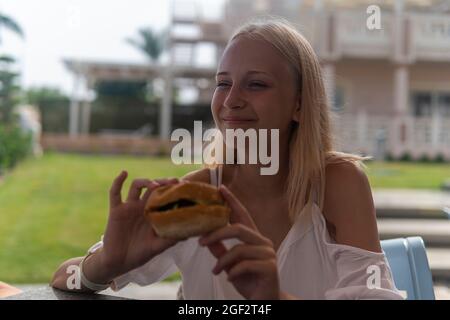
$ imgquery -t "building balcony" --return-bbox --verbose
[311,10,450,63]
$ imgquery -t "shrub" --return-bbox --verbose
[0,124,32,173]
[384,152,395,162]
[399,152,412,162]
[433,153,447,163]
[418,154,431,163]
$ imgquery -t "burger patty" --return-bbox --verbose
[155,199,197,212]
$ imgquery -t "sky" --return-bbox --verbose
[0,0,224,95]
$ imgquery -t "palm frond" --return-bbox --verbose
[0,13,24,38]
[0,54,16,64]
[125,27,166,62]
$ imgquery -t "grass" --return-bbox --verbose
[0,153,449,283]
[366,161,450,190]
[0,152,199,284]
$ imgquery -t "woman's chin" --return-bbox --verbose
[221,121,258,130]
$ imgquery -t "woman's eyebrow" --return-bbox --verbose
[216,70,273,77]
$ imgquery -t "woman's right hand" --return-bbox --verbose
[99,171,180,279]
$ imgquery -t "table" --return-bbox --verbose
[3,286,130,300]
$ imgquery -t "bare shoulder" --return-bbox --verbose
[322,160,381,252]
[181,167,211,184]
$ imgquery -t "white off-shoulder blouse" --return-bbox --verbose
[95,166,404,300]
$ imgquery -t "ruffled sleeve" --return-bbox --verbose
[310,204,405,300]
[111,247,179,291]
[86,236,183,292]
[323,244,405,300]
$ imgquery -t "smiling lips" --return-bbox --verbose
[221,117,256,123]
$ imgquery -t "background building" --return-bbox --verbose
[65,0,450,160]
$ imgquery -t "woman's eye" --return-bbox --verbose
[216,82,230,88]
[249,82,267,88]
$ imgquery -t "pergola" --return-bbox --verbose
[64,59,216,139]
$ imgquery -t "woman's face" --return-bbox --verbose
[211,35,300,139]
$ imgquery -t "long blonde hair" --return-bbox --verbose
[208,18,369,222]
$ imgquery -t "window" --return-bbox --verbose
[411,91,450,117]
[332,86,345,113]
[411,92,432,117]
[438,93,450,117]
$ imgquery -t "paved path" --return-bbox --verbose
[378,219,450,245]
[373,189,450,220]
[373,189,450,211]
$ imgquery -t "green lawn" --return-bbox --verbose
[0,153,449,283]
[366,161,450,190]
[0,153,199,284]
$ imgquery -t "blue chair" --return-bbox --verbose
[381,237,435,300]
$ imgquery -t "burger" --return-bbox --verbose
[145,181,231,239]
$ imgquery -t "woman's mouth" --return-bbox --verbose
[221,117,256,124]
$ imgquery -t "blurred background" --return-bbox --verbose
[1,0,450,299]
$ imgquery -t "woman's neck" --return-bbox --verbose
[224,146,290,200]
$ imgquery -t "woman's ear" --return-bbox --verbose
[292,100,301,123]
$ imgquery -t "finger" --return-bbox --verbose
[219,185,257,229]
[127,179,153,202]
[205,241,228,260]
[154,177,179,185]
[141,180,163,202]
[199,224,272,247]
[141,178,179,202]
[141,181,161,202]
[213,244,274,275]
[140,178,179,204]
[109,170,128,208]
[227,260,273,281]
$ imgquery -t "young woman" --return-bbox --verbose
[51,19,403,300]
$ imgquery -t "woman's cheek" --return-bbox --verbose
[210,98,221,123]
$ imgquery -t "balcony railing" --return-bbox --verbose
[412,13,450,60]
[335,10,393,58]
[333,112,450,160]
[295,10,450,62]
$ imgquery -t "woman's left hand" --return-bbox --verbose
[198,185,281,300]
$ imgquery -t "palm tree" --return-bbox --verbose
[0,54,21,124]
[0,12,24,44]
[125,28,169,103]
[126,27,166,63]
[0,12,24,124]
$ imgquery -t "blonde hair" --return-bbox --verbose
[208,17,370,222]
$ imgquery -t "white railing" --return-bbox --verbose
[412,13,450,60]
[413,14,450,49]
[336,10,392,47]
[333,113,450,159]
[324,10,450,61]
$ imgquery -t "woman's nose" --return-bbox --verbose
[223,86,245,109]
